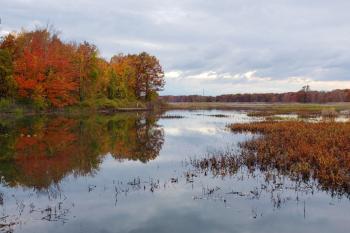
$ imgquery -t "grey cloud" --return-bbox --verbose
[1,0,350,94]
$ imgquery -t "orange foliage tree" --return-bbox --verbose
[14,29,78,108]
[0,27,165,109]
[133,52,165,100]
[109,52,165,101]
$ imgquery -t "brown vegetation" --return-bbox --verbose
[193,121,350,196]
[233,121,350,195]
[166,102,350,120]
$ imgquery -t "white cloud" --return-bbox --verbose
[166,70,272,82]
[244,71,272,82]
[164,70,350,95]
[187,71,218,80]
[165,71,182,79]
[287,76,313,84]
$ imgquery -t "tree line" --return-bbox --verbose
[0,28,165,109]
[161,88,350,103]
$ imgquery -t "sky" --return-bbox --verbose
[1,0,350,95]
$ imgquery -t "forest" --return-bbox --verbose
[162,87,350,103]
[0,27,165,110]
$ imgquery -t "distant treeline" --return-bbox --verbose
[161,88,350,103]
[0,27,165,109]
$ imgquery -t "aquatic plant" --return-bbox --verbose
[160,114,185,119]
[192,121,350,197]
[230,121,350,196]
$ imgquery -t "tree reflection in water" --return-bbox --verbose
[0,113,165,232]
[0,112,349,233]
[0,113,164,190]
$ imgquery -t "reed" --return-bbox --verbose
[230,121,350,195]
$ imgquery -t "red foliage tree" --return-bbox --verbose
[14,29,78,107]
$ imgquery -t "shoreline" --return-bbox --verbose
[1,102,350,117]
[164,102,350,111]
[0,106,154,118]
[165,101,350,108]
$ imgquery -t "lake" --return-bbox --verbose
[0,110,349,233]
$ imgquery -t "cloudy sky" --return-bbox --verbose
[1,0,350,95]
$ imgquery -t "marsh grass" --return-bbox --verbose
[167,102,350,120]
[248,108,339,119]
[233,121,350,195]
[193,120,350,196]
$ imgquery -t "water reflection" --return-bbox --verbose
[0,110,349,233]
[0,113,164,190]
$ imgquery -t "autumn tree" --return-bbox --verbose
[0,26,166,109]
[74,41,99,101]
[95,58,110,98]
[0,34,17,99]
[0,49,16,99]
[14,29,78,108]
[107,69,119,99]
[161,88,350,103]
[346,90,350,102]
[110,54,137,99]
[108,53,165,101]
[133,52,165,101]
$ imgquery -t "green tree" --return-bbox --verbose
[75,42,100,101]
[0,49,16,99]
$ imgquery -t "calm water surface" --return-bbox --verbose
[0,110,349,233]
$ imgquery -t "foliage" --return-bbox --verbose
[0,98,12,110]
[192,120,350,196]
[13,29,79,108]
[0,48,16,99]
[109,52,164,101]
[162,89,350,103]
[0,27,165,110]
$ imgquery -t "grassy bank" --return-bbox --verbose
[0,98,165,117]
